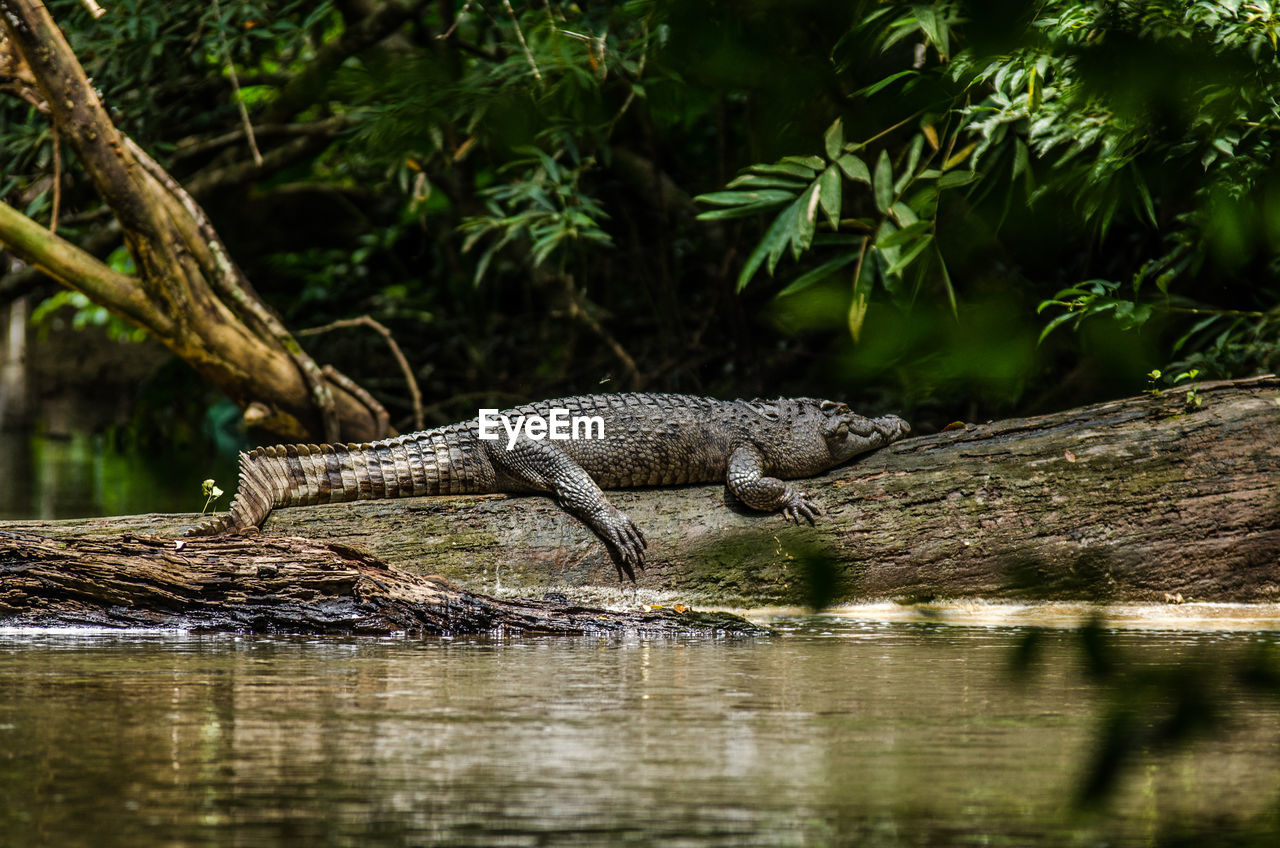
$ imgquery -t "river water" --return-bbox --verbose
[2,612,1278,847]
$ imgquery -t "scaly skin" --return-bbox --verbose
[188,393,911,580]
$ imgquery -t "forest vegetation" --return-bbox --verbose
[1,0,1277,450]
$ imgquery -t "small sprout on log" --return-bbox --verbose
[200,478,224,515]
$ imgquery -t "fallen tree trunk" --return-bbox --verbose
[0,532,762,635]
[4,377,1279,610]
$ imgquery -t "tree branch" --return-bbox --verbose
[259,0,433,125]
[0,199,165,332]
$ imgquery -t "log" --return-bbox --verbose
[4,377,1279,611]
[0,532,763,635]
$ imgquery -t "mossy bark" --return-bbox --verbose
[8,377,1278,609]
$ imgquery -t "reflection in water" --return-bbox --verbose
[0,431,237,520]
[1,619,1277,847]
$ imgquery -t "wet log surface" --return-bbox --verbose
[4,377,1279,612]
[0,532,763,635]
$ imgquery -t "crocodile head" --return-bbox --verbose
[817,400,911,464]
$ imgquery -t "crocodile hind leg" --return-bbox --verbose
[488,439,648,581]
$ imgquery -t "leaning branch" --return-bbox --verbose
[0,199,164,331]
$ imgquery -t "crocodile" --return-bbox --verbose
[188,393,910,579]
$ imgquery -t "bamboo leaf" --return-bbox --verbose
[1037,310,1078,345]
[942,141,978,171]
[935,243,957,318]
[937,170,977,189]
[696,202,793,221]
[726,173,809,190]
[876,220,930,249]
[696,190,801,206]
[751,162,819,179]
[853,69,917,98]
[883,234,933,277]
[795,184,820,255]
[818,165,843,229]
[767,201,802,276]
[848,255,874,342]
[737,203,798,291]
[895,135,924,194]
[889,202,918,226]
[783,155,827,170]
[777,251,860,297]
[824,119,845,161]
[873,150,893,212]
[837,153,871,184]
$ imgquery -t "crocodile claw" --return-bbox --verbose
[782,490,822,525]
[598,508,648,582]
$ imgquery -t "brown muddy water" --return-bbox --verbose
[2,611,1279,847]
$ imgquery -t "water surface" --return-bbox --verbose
[2,617,1278,847]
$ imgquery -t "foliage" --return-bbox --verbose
[697,0,1280,384]
[695,116,973,340]
[4,0,1280,443]
[459,143,613,284]
[30,289,147,343]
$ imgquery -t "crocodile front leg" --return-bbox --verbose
[488,440,648,581]
[726,444,821,524]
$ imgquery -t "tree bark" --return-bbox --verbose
[0,532,761,635]
[6,377,1279,610]
[0,0,386,442]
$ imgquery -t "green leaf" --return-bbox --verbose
[696,190,800,207]
[696,202,794,221]
[737,205,797,291]
[824,119,845,161]
[818,165,843,229]
[876,220,931,249]
[836,154,871,185]
[1037,310,1078,345]
[751,162,820,179]
[783,155,827,170]
[795,184,820,255]
[768,201,802,275]
[725,173,809,190]
[873,150,893,213]
[883,234,933,277]
[895,135,925,194]
[935,244,957,318]
[889,202,918,227]
[777,251,860,297]
[912,4,950,58]
[937,170,977,190]
[853,69,918,99]
[1131,165,1157,228]
[848,258,874,343]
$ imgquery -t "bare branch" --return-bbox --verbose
[298,315,424,432]
[210,0,263,167]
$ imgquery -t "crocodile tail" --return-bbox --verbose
[185,448,281,536]
[184,434,484,537]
